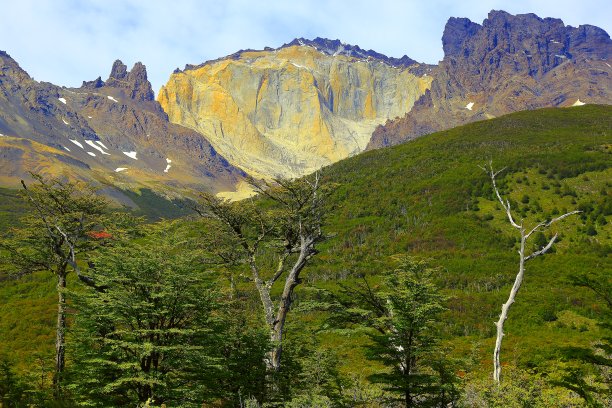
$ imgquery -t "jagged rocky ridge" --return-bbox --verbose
[367,10,612,149]
[159,38,432,178]
[0,53,243,203]
[180,37,432,74]
[283,37,418,67]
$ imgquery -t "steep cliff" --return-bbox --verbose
[367,10,612,149]
[158,38,432,178]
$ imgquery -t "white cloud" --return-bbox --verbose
[2,0,610,93]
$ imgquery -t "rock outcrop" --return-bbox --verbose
[158,39,432,178]
[0,53,243,199]
[105,60,155,102]
[367,10,612,149]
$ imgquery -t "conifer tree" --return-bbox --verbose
[365,257,459,407]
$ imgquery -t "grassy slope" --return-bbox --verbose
[0,105,610,383]
[0,187,27,229]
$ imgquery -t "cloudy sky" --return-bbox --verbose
[4,0,610,93]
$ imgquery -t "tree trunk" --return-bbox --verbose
[53,270,67,397]
[265,288,290,372]
[251,278,278,372]
[267,241,311,371]
[493,233,526,383]
[268,331,283,372]
[404,330,414,407]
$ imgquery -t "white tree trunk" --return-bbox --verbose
[493,234,525,383]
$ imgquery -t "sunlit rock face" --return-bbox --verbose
[158,39,432,178]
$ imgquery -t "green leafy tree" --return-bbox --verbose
[287,348,345,406]
[0,357,28,407]
[0,175,108,396]
[67,225,222,407]
[215,306,270,406]
[365,257,459,407]
[461,366,584,407]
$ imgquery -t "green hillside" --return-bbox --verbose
[0,105,610,405]
[305,105,611,376]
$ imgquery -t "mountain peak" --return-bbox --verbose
[368,10,612,150]
[81,76,104,89]
[442,17,480,56]
[103,60,154,101]
[108,59,128,81]
[0,50,30,80]
[127,62,154,101]
[441,9,611,60]
[281,37,419,67]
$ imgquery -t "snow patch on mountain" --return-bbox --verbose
[69,139,84,149]
[95,140,109,150]
[123,151,138,160]
[85,140,110,155]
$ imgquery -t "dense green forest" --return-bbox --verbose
[0,105,610,407]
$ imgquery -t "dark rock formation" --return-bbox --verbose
[367,10,612,149]
[81,76,104,89]
[104,60,155,101]
[126,62,155,101]
[284,37,419,68]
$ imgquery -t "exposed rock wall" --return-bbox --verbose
[159,43,431,178]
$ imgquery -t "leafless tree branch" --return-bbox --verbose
[480,162,580,383]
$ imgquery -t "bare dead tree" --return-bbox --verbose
[479,162,580,383]
[194,173,325,371]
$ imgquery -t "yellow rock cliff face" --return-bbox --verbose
[158,45,431,178]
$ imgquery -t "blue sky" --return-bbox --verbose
[3,0,610,93]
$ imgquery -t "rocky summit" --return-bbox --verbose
[367,10,612,149]
[158,39,432,178]
[0,53,243,204]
